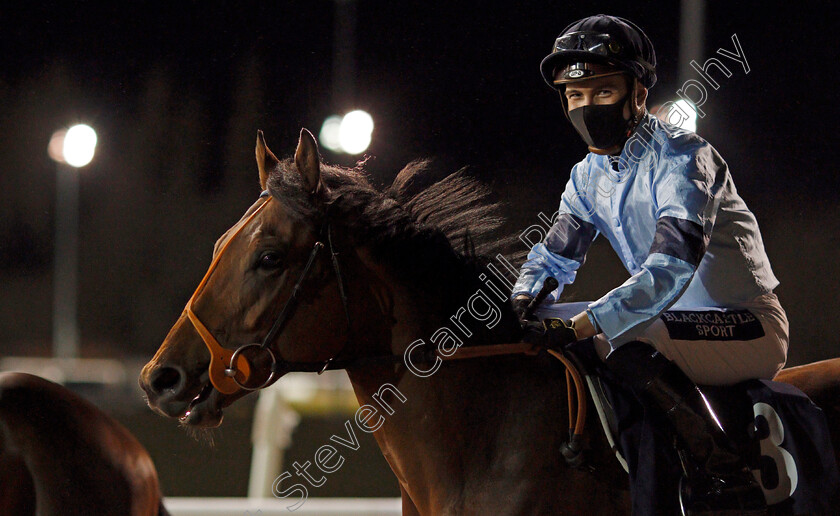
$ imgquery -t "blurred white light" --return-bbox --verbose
[338,110,373,154]
[319,115,343,152]
[62,124,97,167]
[670,100,697,132]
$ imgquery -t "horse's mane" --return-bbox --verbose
[266,158,522,337]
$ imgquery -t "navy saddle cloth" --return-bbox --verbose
[594,367,840,515]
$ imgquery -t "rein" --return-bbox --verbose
[182,192,587,448]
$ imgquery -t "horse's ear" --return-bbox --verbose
[256,130,279,191]
[294,128,322,195]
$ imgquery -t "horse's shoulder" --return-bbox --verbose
[0,372,56,409]
[0,371,43,390]
[0,372,110,431]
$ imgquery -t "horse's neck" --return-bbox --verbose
[345,253,581,511]
[346,349,582,512]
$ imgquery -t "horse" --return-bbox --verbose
[0,372,168,516]
[139,129,840,515]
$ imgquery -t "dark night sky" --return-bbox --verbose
[5,1,836,180]
[1,1,839,365]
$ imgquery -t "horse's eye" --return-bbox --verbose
[258,251,283,269]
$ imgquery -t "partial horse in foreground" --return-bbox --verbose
[0,372,167,516]
[139,129,840,514]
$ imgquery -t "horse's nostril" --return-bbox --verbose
[149,367,184,396]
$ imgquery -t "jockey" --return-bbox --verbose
[512,14,788,516]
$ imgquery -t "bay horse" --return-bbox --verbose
[0,372,168,516]
[139,129,840,515]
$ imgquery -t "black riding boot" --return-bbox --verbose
[603,341,767,516]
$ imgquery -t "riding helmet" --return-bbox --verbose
[540,14,657,89]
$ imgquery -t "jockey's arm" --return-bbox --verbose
[584,154,720,346]
[512,166,599,302]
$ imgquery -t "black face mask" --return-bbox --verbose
[568,95,630,150]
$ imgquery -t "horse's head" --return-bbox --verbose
[139,129,356,427]
[140,128,522,428]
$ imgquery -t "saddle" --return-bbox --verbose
[584,364,840,515]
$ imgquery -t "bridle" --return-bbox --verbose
[182,190,545,396]
[181,192,589,462]
[184,191,361,395]
[180,189,590,466]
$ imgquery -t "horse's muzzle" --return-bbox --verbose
[139,362,192,417]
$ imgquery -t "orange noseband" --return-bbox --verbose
[183,197,272,394]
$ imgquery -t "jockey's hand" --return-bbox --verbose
[512,295,536,322]
[513,278,560,324]
[521,317,580,349]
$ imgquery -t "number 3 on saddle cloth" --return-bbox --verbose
[593,364,840,515]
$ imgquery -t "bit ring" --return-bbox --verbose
[225,343,278,391]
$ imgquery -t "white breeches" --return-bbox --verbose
[535,292,789,386]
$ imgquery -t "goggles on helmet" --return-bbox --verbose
[547,30,655,80]
[553,31,626,58]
